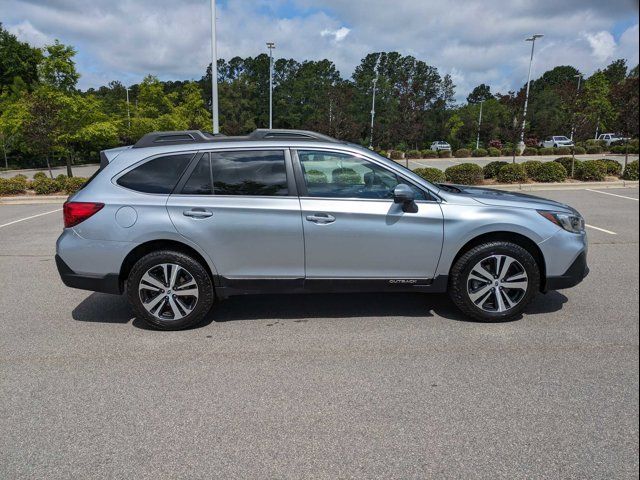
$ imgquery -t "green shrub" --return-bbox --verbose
[586,145,602,154]
[438,150,452,158]
[555,157,582,178]
[586,139,605,147]
[523,160,543,178]
[487,147,501,157]
[406,150,421,159]
[501,147,514,157]
[483,161,509,179]
[305,169,328,184]
[0,177,28,195]
[523,147,538,156]
[575,160,606,181]
[599,159,622,176]
[555,147,572,156]
[414,167,445,183]
[33,171,48,180]
[389,150,403,160]
[378,150,387,158]
[454,148,471,158]
[623,160,639,180]
[573,146,586,155]
[539,147,555,155]
[420,149,438,158]
[31,177,62,195]
[445,163,483,185]
[55,174,68,190]
[332,168,360,185]
[533,162,567,183]
[64,177,88,194]
[472,148,488,157]
[497,163,527,184]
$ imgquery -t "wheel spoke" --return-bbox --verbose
[167,296,184,320]
[144,292,165,312]
[505,272,527,282]
[174,288,198,297]
[169,265,181,289]
[498,256,515,281]
[495,288,507,312]
[140,273,165,291]
[471,264,494,282]
[501,281,528,290]
[501,290,517,309]
[161,264,169,286]
[469,284,493,303]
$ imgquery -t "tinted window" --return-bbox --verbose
[182,154,212,195]
[298,150,426,200]
[118,154,193,194]
[210,150,288,196]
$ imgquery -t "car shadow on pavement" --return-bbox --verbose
[71,290,569,329]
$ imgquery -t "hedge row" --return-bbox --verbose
[0,174,88,195]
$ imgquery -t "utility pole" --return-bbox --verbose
[125,87,131,129]
[369,53,381,149]
[210,0,220,134]
[569,73,582,141]
[518,34,543,154]
[266,42,276,129]
[475,100,484,150]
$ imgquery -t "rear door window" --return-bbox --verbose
[117,153,193,194]
[209,150,288,196]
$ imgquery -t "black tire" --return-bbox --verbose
[448,241,540,322]
[126,250,214,330]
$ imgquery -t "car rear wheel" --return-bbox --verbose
[127,250,214,330]
[448,241,540,322]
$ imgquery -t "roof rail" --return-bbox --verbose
[248,129,339,142]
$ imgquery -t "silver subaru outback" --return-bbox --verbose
[56,129,588,330]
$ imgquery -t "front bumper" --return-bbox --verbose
[55,254,122,295]
[545,251,589,291]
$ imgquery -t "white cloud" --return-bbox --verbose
[585,31,616,62]
[321,27,351,43]
[8,20,52,47]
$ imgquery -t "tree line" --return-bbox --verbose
[0,23,638,174]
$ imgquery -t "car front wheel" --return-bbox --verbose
[127,250,214,330]
[448,241,540,322]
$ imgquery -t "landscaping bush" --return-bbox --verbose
[575,160,606,181]
[533,162,567,183]
[306,170,328,184]
[389,150,403,160]
[31,177,61,195]
[414,167,445,184]
[406,149,421,159]
[332,168,361,185]
[539,147,555,155]
[585,145,603,154]
[487,147,501,157]
[488,139,503,149]
[0,177,28,195]
[523,147,538,156]
[623,160,639,180]
[573,146,586,155]
[64,177,88,194]
[471,148,488,157]
[522,160,543,178]
[483,161,509,179]
[454,148,471,158]
[599,159,623,176]
[420,149,438,158]
[33,171,48,180]
[497,163,527,184]
[555,157,582,178]
[55,174,68,190]
[524,137,539,147]
[501,147,515,157]
[378,150,387,158]
[438,149,452,158]
[445,163,483,185]
[555,147,572,156]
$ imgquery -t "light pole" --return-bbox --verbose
[369,53,381,149]
[569,73,583,141]
[475,100,484,150]
[266,42,276,129]
[210,0,220,134]
[125,87,131,129]
[518,34,543,153]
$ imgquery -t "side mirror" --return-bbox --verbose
[393,184,417,212]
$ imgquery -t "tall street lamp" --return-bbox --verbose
[125,87,131,130]
[210,0,220,134]
[518,33,543,153]
[570,73,583,141]
[266,42,276,129]
[476,100,484,150]
[369,53,381,149]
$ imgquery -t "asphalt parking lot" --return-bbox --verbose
[1,187,638,479]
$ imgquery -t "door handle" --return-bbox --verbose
[183,209,213,219]
[306,213,335,224]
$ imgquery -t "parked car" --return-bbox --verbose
[539,136,574,148]
[430,141,451,151]
[597,133,629,146]
[56,129,589,330]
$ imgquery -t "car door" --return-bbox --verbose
[294,148,444,282]
[166,149,305,285]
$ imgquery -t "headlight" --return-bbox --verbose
[538,210,585,234]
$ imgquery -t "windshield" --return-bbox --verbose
[555,136,570,141]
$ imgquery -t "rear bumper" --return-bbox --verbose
[545,252,589,291]
[55,254,122,295]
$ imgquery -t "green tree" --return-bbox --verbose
[602,59,627,85]
[38,40,80,92]
[576,71,614,138]
[0,23,42,92]
[467,84,493,104]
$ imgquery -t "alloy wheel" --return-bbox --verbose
[466,255,529,313]
[138,263,199,321]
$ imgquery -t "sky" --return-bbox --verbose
[3,0,639,101]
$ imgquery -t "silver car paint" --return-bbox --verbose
[56,138,587,288]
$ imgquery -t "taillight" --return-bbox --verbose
[63,202,104,228]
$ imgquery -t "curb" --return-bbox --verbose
[488,180,639,192]
[0,195,68,205]
[0,164,99,176]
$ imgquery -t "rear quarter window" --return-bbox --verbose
[117,153,193,194]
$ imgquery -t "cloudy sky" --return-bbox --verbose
[3,0,639,100]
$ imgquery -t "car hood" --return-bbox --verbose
[444,185,576,213]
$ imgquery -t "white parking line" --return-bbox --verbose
[585,189,639,201]
[0,208,62,229]
[586,224,617,235]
